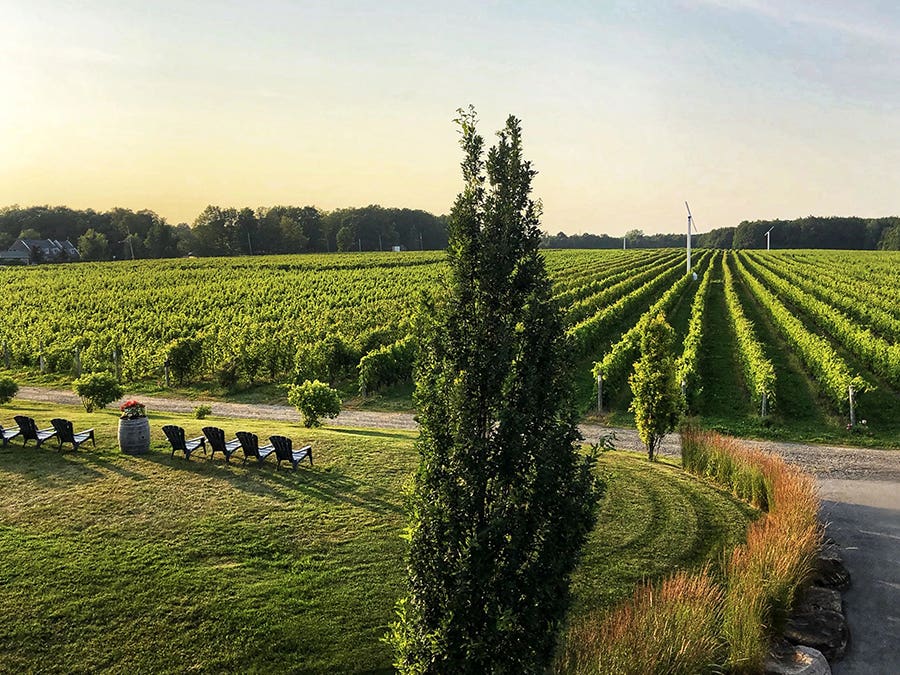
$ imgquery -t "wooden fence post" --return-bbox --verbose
[761,391,768,417]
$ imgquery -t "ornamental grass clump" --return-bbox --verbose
[559,568,725,675]
[558,429,821,674]
[683,428,822,672]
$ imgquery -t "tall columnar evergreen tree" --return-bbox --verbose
[629,313,683,461]
[390,109,600,673]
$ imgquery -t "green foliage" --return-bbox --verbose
[0,401,756,672]
[358,336,416,394]
[681,426,772,511]
[165,337,204,385]
[288,379,342,427]
[677,253,715,412]
[77,228,110,261]
[880,223,900,250]
[295,336,360,385]
[733,253,872,411]
[593,256,702,406]
[721,253,776,414]
[72,372,123,412]
[741,252,900,389]
[390,110,600,673]
[569,262,684,357]
[629,314,682,461]
[336,225,355,252]
[215,359,240,390]
[0,376,18,404]
[193,404,212,420]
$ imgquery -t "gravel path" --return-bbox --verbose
[16,386,899,477]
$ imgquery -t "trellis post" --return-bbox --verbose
[596,373,603,412]
[73,346,82,377]
[39,341,46,374]
[761,391,768,417]
[848,385,856,427]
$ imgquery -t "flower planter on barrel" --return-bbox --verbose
[118,400,150,454]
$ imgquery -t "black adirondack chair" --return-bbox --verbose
[269,435,313,471]
[203,426,241,462]
[1,423,21,447]
[14,416,57,448]
[50,419,95,451]
[162,425,206,460]
[235,431,275,466]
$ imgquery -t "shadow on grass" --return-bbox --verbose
[0,444,106,485]
[325,427,415,441]
[136,450,403,516]
[79,452,150,481]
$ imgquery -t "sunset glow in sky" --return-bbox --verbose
[2,0,899,234]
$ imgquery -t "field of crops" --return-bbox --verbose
[2,248,898,444]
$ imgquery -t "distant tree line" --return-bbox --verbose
[730,216,900,250]
[0,204,449,261]
[542,229,684,249]
[541,217,900,251]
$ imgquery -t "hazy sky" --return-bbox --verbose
[2,1,899,235]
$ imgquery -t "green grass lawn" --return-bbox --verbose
[0,401,755,673]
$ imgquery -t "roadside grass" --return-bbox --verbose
[0,401,756,673]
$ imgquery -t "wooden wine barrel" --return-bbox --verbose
[118,417,150,454]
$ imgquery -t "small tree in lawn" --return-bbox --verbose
[630,313,683,461]
[389,109,600,673]
[288,379,341,427]
[73,372,123,413]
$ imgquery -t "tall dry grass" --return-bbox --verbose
[559,429,821,674]
[559,568,725,675]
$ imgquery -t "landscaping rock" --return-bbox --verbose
[784,609,849,661]
[812,552,851,591]
[765,643,832,675]
[797,585,843,614]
